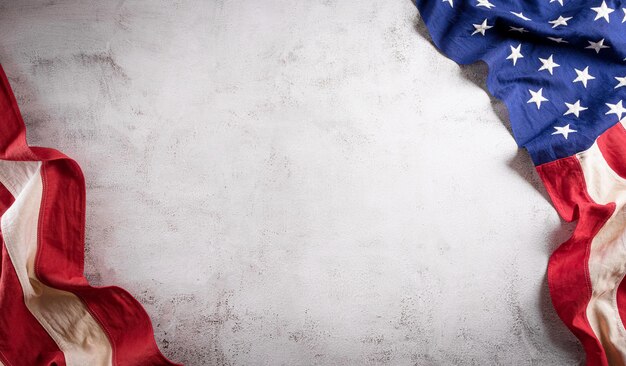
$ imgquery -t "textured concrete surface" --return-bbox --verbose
[0,1,585,365]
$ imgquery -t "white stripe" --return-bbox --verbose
[577,142,626,363]
[0,160,112,366]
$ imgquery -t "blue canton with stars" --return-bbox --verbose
[415,0,626,165]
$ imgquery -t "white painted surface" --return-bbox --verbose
[0,0,583,364]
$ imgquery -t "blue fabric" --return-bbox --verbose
[415,0,626,165]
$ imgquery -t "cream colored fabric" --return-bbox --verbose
[0,160,113,366]
[577,143,626,365]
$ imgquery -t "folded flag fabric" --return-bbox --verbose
[415,0,626,364]
[0,65,179,365]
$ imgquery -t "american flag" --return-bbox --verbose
[0,65,180,365]
[416,0,626,364]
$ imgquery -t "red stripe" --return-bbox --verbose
[618,277,626,350]
[597,123,626,180]
[537,157,612,366]
[0,67,36,161]
[0,66,179,365]
[0,183,66,366]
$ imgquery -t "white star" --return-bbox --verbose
[573,67,595,88]
[507,44,524,66]
[510,11,531,21]
[509,26,528,33]
[615,76,626,89]
[477,0,495,9]
[472,19,493,36]
[622,8,626,23]
[549,15,573,28]
[564,100,588,117]
[443,0,454,7]
[538,55,560,75]
[552,124,577,139]
[591,1,614,22]
[551,0,564,5]
[606,100,626,120]
[547,37,568,43]
[586,39,610,53]
[527,88,549,109]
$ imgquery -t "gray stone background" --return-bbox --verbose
[0,1,584,365]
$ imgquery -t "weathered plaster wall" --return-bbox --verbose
[0,1,583,364]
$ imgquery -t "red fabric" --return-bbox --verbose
[0,65,180,365]
[537,157,613,366]
[0,183,66,366]
[598,123,626,180]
